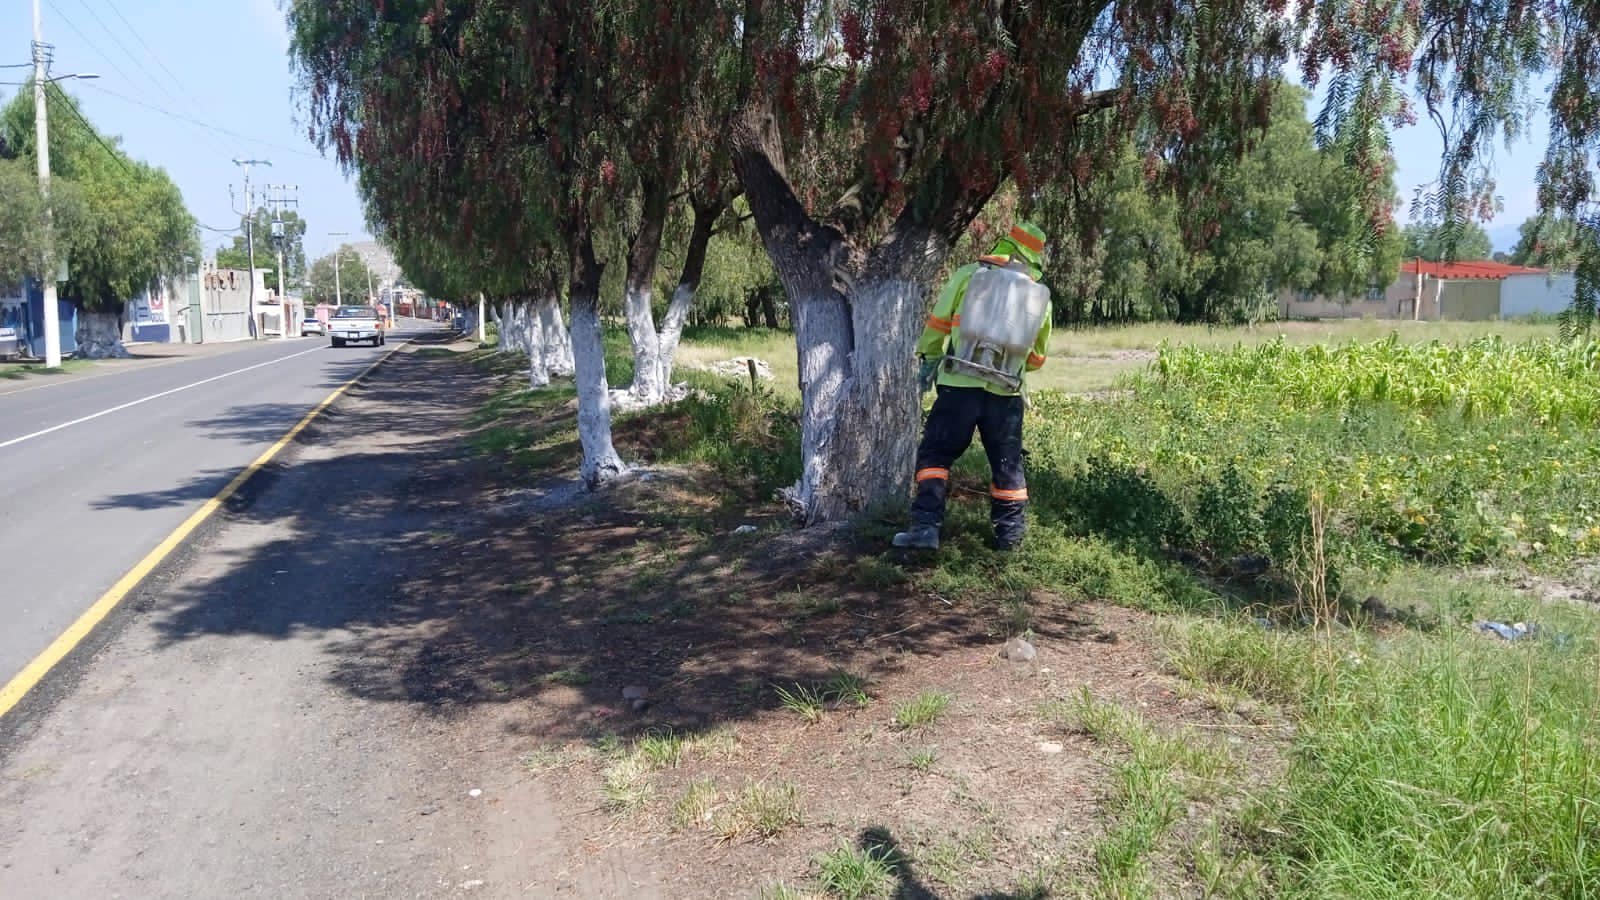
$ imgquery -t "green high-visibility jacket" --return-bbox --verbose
[917,257,1052,396]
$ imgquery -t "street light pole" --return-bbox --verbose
[29,2,62,367]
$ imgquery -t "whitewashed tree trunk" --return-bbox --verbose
[656,282,695,387]
[477,293,487,344]
[623,284,665,403]
[732,104,993,523]
[569,280,624,486]
[525,298,549,388]
[540,296,575,377]
[75,309,130,359]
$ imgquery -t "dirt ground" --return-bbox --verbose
[383,347,1281,898]
[0,341,1276,899]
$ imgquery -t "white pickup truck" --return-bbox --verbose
[328,305,386,348]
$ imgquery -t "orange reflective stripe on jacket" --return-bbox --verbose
[925,314,953,334]
[990,485,1029,502]
[1027,351,1047,368]
[916,467,951,483]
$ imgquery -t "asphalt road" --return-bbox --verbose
[0,321,437,692]
[0,337,571,897]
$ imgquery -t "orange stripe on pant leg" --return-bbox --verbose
[916,468,950,482]
[990,485,1028,501]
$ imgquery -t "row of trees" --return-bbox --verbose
[1,85,197,358]
[288,0,1600,523]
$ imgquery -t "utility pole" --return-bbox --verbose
[231,158,271,338]
[29,2,63,367]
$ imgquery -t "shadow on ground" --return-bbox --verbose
[122,343,1108,750]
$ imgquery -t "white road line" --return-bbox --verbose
[0,344,331,451]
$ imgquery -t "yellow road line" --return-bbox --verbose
[0,340,411,721]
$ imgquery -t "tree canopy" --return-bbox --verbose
[1401,221,1495,263]
[0,84,197,312]
[306,245,373,305]
[216,208,309,291]
[287,0,1600,518]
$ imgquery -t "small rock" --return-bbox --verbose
[468,789,482,798]
[1002,637,1038,662]
[622,685,649,701]
[1091,630,1119,644]
[417,803,441,816]
[1036,741,1064,754]
[460,880,485,890]
[732,524,759,536]
[631,698,650,713]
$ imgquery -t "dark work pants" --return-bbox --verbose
[911,385,1028,544]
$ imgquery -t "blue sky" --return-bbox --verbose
[3,0,371,261]
[3,1,1558,261]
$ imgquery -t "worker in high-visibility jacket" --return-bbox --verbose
[893,223,1051,552]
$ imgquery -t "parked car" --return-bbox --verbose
[328,305,385,347]
[301,318,325,336]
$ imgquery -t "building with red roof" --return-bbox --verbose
[1281,258,1576,321]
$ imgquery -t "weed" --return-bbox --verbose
[774,683,826,724]
[823,670,872,708]
[542,668,591,687]
[915,826,997,888]
[636,729,687,769]
[600,755,655,814]
[784,589,843,619]
[715,781,803,841]
[815,843,898,899]
[906,748,938,773]
[671,778,719,830]
[893,691,952,730]
[519,746,575,773]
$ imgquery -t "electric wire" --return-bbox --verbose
[43,82,131,173]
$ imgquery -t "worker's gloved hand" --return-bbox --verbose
[917,358,939,394]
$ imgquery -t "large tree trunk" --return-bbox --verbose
[657,195,719,388]
[731,104,999,523]
[539,293,574,377]
[524,297,549,388]
[568,233,626,488]
[622,177,674,403]
[75,308,131,359]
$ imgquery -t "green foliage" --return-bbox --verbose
[306,245,374,305]
[216,208,309,290]
[0,84,196,310]
[1172,612,1600,898]
[1401,220,1495,262]
[1033,82,1403,325]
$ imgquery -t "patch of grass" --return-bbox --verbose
[892,691,952,730]
[519,746,579,773]
[783,589,844,619]
[915,826,998,889]
[823,670,872,708]
[1048,689,1238,892]
[905,747,938,773]
[635,729,688,769]
[672,778,719,830]
[542,668,591,687]
[600,754,655,814]
[774,683,826,724]
[814,843,899,899]
[1171,609,1600,898]
[714,781,804,841]
[602,606,655,626]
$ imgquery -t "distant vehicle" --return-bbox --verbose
[328,305,385,348]
[301,317,325,337]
